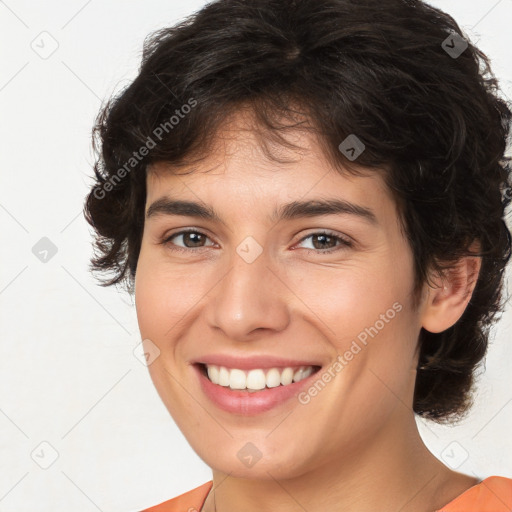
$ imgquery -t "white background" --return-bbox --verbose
[1,0,511,510]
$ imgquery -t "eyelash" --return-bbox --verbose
[160,228,353,255]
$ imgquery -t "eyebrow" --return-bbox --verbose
[146,197,378,225]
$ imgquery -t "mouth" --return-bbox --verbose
[197,363,322,392]
[193,360,323,415]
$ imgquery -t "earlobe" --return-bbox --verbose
[421,252,481,334]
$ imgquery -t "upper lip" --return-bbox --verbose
[193,354,323,370]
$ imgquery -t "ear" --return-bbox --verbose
[420,243,482,334]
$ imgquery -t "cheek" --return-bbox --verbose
[134,252,199,417]
[134,266,168,339]
[289,258,410,336]
[288,249,418,389]
[134,247,203,339]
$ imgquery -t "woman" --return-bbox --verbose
[84,0,512,510]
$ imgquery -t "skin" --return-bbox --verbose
[135,108,481,512]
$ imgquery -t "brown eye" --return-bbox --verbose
[162,229,215,251]
[311,233,338,250]
[295,231,352,254]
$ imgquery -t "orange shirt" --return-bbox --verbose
[141,476,512,512]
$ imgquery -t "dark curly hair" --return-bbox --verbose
[84,0,512,422]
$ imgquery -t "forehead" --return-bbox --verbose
[146,108,396,222]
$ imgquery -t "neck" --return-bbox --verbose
[202,413,478,512]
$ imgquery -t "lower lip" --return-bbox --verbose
[194,364,320,415]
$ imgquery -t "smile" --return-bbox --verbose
[202,364,319,391]
[194,360,323,415]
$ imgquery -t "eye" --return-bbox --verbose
[160,228,353,255]
[161,229,216,252]
[294,231,353,254]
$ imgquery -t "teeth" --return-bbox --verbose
[246,369,266,390]
[204,364,316,391]
[218,366,230,386]
[280,367,294,386]
[229,369,246,390]
[293,366,314,382]
[266,368,281,388]
[207,365,219,384]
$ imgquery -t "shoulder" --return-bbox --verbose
[140,481,213,512]
[139,477,512,512]
[437,476,512,512]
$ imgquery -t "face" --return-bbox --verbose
[135,110,424,480]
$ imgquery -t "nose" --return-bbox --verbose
[205,244,290,341]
